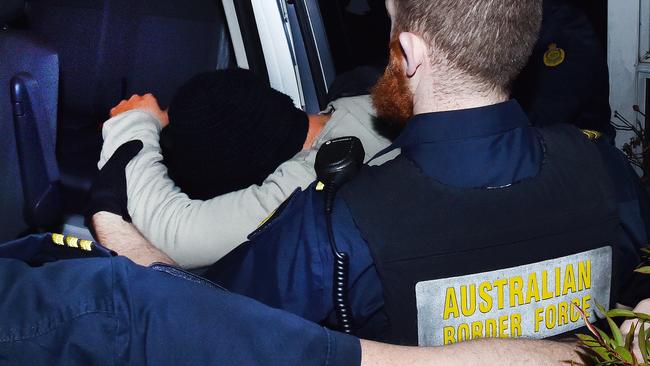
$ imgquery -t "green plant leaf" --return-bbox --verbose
[615,346,634,363]
[577,333,601,347]
[626,321,638,350]
[598,327,615,348]
[636,313,650,322]
[578,333,598,342]
[597,303,610,317]
[635,266,650,274]
[608,317,625,347]
[609,309,639,318]
[592,346,613,362]
[640,321,648,363]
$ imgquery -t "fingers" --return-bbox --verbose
[161,109,170,128]
[110,98,131,117]
[128,93,156,102]
[108,93,162,120]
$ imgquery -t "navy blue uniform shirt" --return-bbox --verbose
[0,233,361,365]
[512,0,612,135]
[208,100,650,340]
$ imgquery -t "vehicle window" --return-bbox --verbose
[318,0,390,75]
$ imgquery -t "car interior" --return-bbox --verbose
[0,0,609,244]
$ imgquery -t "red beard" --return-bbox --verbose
[370,39,414,129]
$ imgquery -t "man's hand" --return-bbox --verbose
[92,211,177,266]
[110,93,170,128]
[621,298,650,362]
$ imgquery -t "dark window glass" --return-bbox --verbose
[318,0,391,74]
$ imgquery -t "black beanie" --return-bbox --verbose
[162,69,309,199]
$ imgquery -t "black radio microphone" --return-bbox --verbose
[315,136,365,334]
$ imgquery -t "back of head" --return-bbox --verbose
[392,0,543,93]
[162,69,308,199]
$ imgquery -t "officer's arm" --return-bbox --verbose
[92,211,177,266]
[360,338,586,365]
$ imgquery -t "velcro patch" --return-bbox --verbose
[415,246,612,346]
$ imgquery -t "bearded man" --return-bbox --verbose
[90,0,650,352]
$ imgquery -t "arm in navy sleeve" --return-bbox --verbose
[122,258,361,365]
[594,139,649,252]
[594,138,650,306]
[0,233,361,365]
[205,185,384,329]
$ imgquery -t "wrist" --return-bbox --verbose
[105,110,163,135]
[92,211,133,246]
[92,211,176,266]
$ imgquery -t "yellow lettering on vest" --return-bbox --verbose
[511,313,522,337]
[570,298,581,322]
[525,272,541,304]
[460,285,477,317]
[499,315,509,338]
[458,323,470,342]
[471,321,483,340]
[478,281,493,313]
[494,279,507,310]
[557,301,569,326]
[535,307,544,332]
[443,326,456,345]
[443,287,460,320]
[545,304,556,330]
[578,260,591,291]
[509,276,524,307]
[541,270,554,300]
[582,295,592,319]
[562,264,577,295]
[486,318,498,338]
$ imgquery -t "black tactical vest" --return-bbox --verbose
[341,124,622,346]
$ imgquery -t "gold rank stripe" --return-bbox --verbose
[65,236,79,248]
[581,129,602,140]
[79,240,93,251]
[51,233,93,252]
[52,233,65,245]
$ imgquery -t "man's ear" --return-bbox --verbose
[398,32,426,77]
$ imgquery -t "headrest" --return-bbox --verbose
[0,0,25,25]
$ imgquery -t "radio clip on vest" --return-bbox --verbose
[315,136,365,334]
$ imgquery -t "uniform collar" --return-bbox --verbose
[392,100,530,150]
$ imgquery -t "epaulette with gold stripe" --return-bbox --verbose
[51,233,94,252]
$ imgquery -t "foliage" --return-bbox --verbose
[614,107,650,190]
[575,247,650,365]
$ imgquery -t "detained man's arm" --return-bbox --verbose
[99,110,317,268]
[92,211,177,266]
[360,338,586,366]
